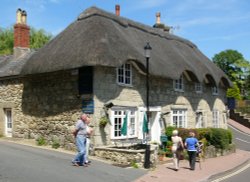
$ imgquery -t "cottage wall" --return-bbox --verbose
[93,65,227,146]
[0,71,82,150]
[0,65,227,148]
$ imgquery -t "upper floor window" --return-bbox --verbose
[110,109,137,139]
[117,63,132,86]
[195,82,203,93]
[174,75,184,92]
[212,86,219,95]
[171,109,187,128]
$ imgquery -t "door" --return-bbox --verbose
[5,109,12,137]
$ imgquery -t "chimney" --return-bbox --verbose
[156,12,161,24]
[153,12,170,32]
[115,5,120,16]
[14,8,30,59]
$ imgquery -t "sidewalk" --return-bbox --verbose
[134,149,250,182]
[134,119,250,182]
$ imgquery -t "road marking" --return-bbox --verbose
[211,163,250,182]
[235,137,250,144]
[228,125,250,136]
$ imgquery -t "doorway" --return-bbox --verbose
[4,108,12,137]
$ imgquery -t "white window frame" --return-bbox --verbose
[173,75,184,92]
[212,86,219,95]
[195,82,203,93]
[110,108,137,139]
[171,109,187,128]
[212,110,220,128]
[117,63,132,86]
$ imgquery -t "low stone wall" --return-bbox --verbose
[94,144,236,168]
[94,144,158,168]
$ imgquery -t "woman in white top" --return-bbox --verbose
[171,130,184,171]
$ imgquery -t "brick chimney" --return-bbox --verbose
[14,8,30,59]
[115,5,120,16]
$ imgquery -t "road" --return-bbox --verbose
[0,141,146,182]
[216,124,250,182]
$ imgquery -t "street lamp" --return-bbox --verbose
[143,42,152,169]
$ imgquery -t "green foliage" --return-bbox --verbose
[209,128,232,150]
[0,27,14,55]
[0,27,52,55]
[227,83,241,100]
[212,50,250,99]
[130,160,139,168]
[36,136,46,146]
[30,28,52,49]
[52,139,60,149]
[165,126,176,140]
[99,116,109,127]
[212,49,244,83]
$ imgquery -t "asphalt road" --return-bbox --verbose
[217,124,250,182]
[0,141,146,182]
[228,124,250,151]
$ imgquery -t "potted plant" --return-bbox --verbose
[158,149,166,161]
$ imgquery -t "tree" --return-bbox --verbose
[0,27,14,55]
[212,49,250,99]
[30,28,52,50]
[226,83,241,100]
[0,26,52,55]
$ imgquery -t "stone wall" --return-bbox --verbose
[0,64,228,149]
[92,65,228,146]
[0,71,83,150]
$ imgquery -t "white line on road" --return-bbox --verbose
[235,137,250,144]
[211,163,250,182]
[228,125,250,136]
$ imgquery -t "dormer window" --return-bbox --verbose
[117,63,132,86]
[174,75,184,92]
[195,82,202,93]
[212,86,219,95]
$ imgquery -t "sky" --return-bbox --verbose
[1,0,250,61]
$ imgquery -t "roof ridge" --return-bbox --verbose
[77,6,197,49]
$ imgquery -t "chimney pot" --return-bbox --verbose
[115,5,120,16]
[16,8,22,24]
[156,12,161,24]
[21,10,27,24]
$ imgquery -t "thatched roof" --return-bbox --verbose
[19,6,230,87]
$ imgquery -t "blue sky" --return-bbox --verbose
[1,0,250,61]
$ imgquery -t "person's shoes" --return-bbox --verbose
[174,169,178,171]
[72,161,79,167]
[85,161,91,165]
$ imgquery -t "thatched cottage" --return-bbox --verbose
[0,6,231,149]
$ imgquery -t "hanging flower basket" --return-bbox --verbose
[99,116,108,128]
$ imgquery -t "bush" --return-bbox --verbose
[165,126,176,141]
[52,139,60,149]
[209,128,232,150]
[36,136,46,146]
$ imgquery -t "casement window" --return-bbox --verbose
[212,110,220,128]
[195,82,203,93]
[110,109,137,139]
[117,63,132,86]
[174,75,184,92]
[212,86,219,95]
[78,66,93,94]
[171,109,187,128]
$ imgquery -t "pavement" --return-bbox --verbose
[134,119,250,182]
[1,119,250,182]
